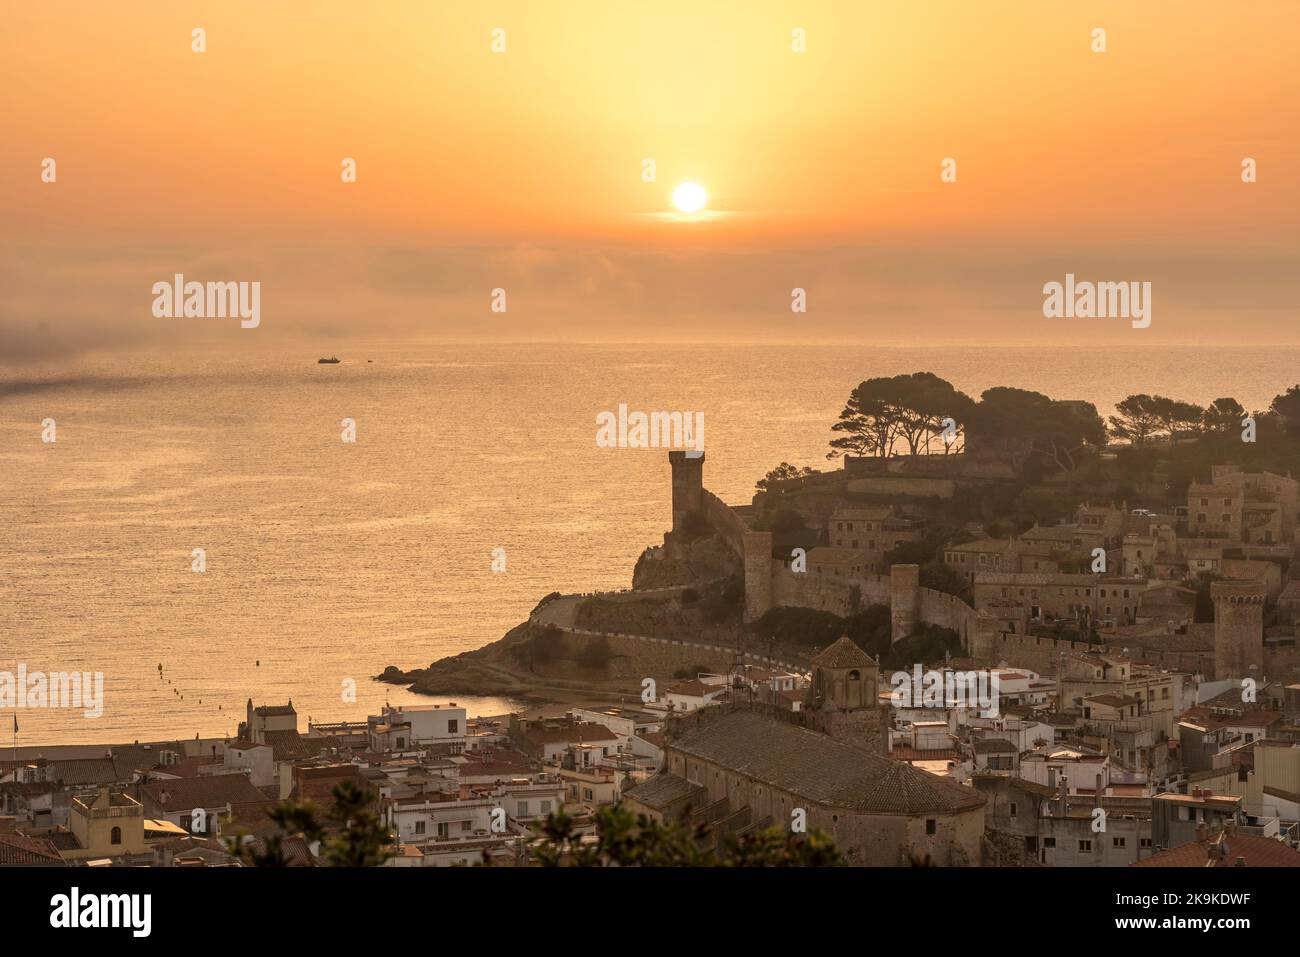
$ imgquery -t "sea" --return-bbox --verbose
[2,342,1298,745]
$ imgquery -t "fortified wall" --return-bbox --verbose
[667,453,1294,681]
[534,626,805,681]
[673,455,979,647]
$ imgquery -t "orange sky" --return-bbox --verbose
[2,1,1297,356]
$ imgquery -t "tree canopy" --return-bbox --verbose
[530,804,846,867]
[966,387,1106,474]
[828,373,976,459]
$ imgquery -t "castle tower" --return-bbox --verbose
[1212,579,1266,681]
[668,450,705,535]
[890,563,921,643]
[742,530,773,622]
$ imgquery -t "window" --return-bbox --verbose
[448,719,458,734]
[1043,837,1056,848]
[925,819,936,836]
[517,801,529,816]
[1079,839,1092,852]
[414,820,426,834]
[461,821,471,832]
[437,822,450,838]
[1140,838,1152,849]
[1113,837,1126,848]
[1009,802,1017,818]
[540,800,552,814]
[110,826,122,845]
[396,736,406,749]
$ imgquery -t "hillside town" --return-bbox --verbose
[6,379,1300,868]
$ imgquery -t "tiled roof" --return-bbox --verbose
[141,773,266,811]
[0,830,65,865]
[45,758,121,786]
[1180,707,1281,732]
[44,830,83,851]
[523,723,618,745]
[810,637,873,670]
[669,711,985,815]
[623,772,707,811]
[262,730,339,762]
[1133,832,1300,867]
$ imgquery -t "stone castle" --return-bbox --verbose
[668,452,1299,685]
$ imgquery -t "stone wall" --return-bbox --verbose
[769,565,892,616]
[846,476,956,499]
[890,564,921,641]
[919,587,978,649]
[535,622,807,682]
[977,629,1216,681]
[743,531,774,621]
[704,489,749,557]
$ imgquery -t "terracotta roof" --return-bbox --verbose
[0,830,65,865]
[810,637,874,670]
[41,758,121,786]
[1133,832,1300,867]
[1181,707,1281,732]
[523,723,618,745]
[142,773,266,812]
[623,772,707,811]
[261,730,341,762]
[669,711,985,815]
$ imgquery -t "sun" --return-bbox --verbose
[672,181,707,214]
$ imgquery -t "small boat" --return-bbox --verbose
[318,357,341,364]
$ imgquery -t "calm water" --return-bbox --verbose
[2,342,1298,744]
